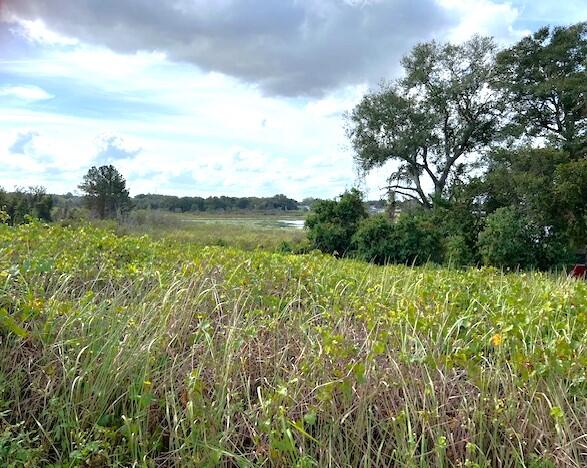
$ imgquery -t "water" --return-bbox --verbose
[278,219,305,229]
[182,216,305,230]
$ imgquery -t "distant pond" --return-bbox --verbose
[182,217,305,230]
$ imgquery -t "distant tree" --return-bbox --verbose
[0,187,8,224]
[269,194,298,211]
[79,165,131,219]
[0,186,53,225]
[27,186,53,221]
[347,36,502,208]
[494,22,587,157]
[305,189,367,255]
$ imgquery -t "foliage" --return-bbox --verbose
[305,188,367,255]
[0,419,43,467]
[352,215,396,264]
[347,35,501,207]
[444,234,476,267]
[480,147,587,257]
[553,159,587,247]
[478,207,572,270]
[344,21,586,271]
[353,212,447,266]
[79,165,132,219]
[0,186,53,225]
[389,212,444,265]
[495,22,587,156]
[134,192,300,212]
[478,207,538,269]
[0,222,586,466]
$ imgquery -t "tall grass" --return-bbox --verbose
[0,222,585,466]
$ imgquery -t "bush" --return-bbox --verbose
[353,213,443,265]
[352,215,395,264]
[305,189,367,255]
[391,214,443,265]
[443,234,476,267]
[478,207,535,269]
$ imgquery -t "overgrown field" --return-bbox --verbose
[0,222,586,466]
[120,210,307,252]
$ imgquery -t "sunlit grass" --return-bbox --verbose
[0,222,586,466]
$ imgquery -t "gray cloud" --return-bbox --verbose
[9,130,37,154]
[2,0,454,96]
[95,135,141,162]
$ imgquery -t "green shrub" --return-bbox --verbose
[443,234,476,267]
[391,214,444,265]
[352,215,395,264]
[353,213,443,265]
[476,206,573,270]
[0,187,53,225]
[305,189,367,255]
[478,207,536,269]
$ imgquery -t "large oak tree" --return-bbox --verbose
[347,36,502,208]
[495,22,587,157]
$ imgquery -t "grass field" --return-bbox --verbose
[121,210,307,252]
[1,221,586,466]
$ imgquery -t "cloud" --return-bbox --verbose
[2,0,454,96]
[94,134,141,163]
[0,85,53,101]
[8,130,38,154]
[11,18,78,46]
[437,0,526,43]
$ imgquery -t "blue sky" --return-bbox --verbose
[1,0,585,199]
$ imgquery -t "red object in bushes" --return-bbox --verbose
[570,264,587,279]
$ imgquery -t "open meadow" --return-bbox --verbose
[1,221,586,466]
[120,211,307,252]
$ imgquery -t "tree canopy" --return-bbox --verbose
[347,36,502,208]
[494,22,587,157]
[78,165,131,219]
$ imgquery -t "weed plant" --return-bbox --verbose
[0,222,585,466]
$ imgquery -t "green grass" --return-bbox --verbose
[120,210,308,251]
[0,221,586,466]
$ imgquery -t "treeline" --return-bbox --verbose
[307,22,587,271]
[0,183,305,224]
[0,187,53,225]
[133,193,299,212]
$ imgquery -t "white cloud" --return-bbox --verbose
[8,130,38,154]
[437,0,529,43]
[0,85,53,101]
[1,0,585,200]
[11,18,78,46]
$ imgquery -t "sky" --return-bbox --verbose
[0,0,585,200]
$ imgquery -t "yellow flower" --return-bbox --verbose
[491,333,502,346]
